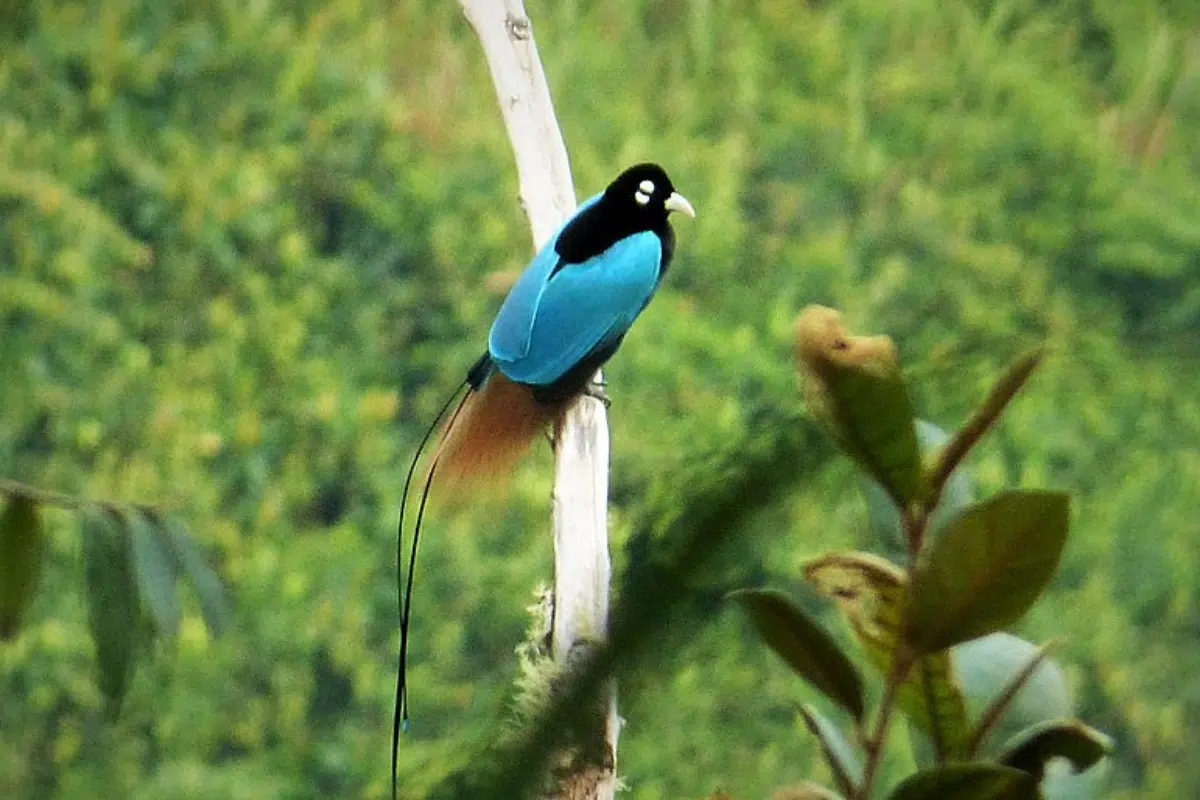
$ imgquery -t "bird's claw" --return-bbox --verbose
[582,381,612,408]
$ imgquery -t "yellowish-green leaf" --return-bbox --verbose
[803,552,969,758]
[904,655,970,761]
[794,305,921,507]
[804,551,907,652]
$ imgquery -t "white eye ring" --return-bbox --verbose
[634,189,651,205]
[638,179,656,195]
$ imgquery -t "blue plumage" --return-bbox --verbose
[487,192,602,369]
[489,214,663,386]
[486,163,694,396]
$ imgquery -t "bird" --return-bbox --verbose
[391,163,694,794]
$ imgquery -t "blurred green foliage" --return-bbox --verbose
[1,0,1197,797]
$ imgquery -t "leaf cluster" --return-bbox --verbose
[0,481,231,715]
[729,308,1110,799]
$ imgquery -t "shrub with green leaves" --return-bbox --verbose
[730,306,1111,800]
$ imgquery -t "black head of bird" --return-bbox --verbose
[604,162,697,224]
[555,162,695,264]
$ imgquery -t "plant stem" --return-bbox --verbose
[904,507,922,562]
[857,646,912,799]
[904,502,930,567]
[857,506,926,798]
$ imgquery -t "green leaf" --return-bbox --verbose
[953,634,1071,757]
[998,720,1113,783]
[904,654,970,761]
[795,305,922,507]
[804,552,969,758]
[923,347,1044,509]
[887,764,1040,800]
[731,589,865,721]
[908,491,1070,653]
[124,506,181,638]
[152,512,232,635]
[798,704,862,796]
[964,638,1058,757]
[82,506,141,715]
[0,494,45,640]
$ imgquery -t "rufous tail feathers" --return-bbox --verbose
[430,371,564,490]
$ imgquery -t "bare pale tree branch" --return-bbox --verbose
[459,2,618,797]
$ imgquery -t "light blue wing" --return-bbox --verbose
[488,192,603,365]
[488,230,663,386]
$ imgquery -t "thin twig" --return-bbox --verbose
[857,646,913,799]
[0,478,86,511]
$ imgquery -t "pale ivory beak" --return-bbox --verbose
[665,191,696,218]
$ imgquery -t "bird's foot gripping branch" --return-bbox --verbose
[727,306,1112,800]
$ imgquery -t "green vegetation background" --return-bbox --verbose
[2,0,1197,797]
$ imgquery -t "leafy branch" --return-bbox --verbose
[728,305,1110,799]
[0,479,231,715]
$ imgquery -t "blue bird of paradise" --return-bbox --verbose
[392,163,694,793]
